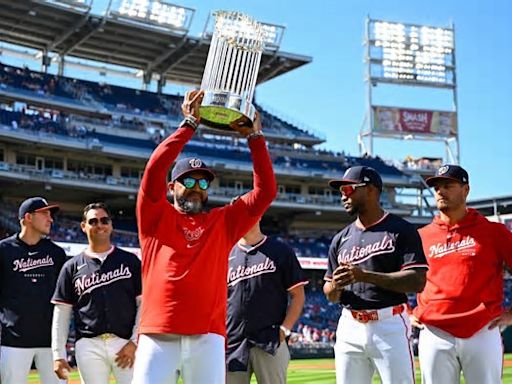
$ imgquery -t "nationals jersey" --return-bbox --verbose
[136,125,276,337]
[0,234,66,347]
[415,208,512,338]
[226,236,308,371]
[325,213,428,310]
[51,247,141,340]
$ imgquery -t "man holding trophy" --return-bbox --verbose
[132,13,276,383]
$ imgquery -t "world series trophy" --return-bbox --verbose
[199,11,265,131]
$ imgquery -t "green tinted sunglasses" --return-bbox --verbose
[180,177,210,190]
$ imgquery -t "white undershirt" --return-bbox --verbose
[84,245,114,263]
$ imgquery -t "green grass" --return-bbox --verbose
[28,356,512,383]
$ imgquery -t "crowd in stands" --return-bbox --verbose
[0,61,411,182]
[401,156,443,172]
[0,62,317,139]
[291,286,340,347]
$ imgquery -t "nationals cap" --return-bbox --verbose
[18,197,59,220]
[426,164,469,187]
[328,165,383,191]
[171,157,215,182]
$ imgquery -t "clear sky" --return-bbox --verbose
[154,0,510,201]
[7,0,512,200]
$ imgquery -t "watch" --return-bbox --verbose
[279,325,291,338]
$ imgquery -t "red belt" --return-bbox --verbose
[350,304,405,324]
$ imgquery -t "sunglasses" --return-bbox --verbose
[180,177,210,190]
[340,183,367,197]
[87,217,111,226]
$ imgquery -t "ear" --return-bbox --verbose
[80,221,86,234]
[463,184,470,199]
[21,213,31,225]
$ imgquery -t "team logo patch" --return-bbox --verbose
[438,165,449,175]
[74,264,132,295]
[338,233,398,264]
[189,158,203,168]
[227,257,277,286]
[428,235,476,258]
[13,255,54,272]
[183,226,204,241]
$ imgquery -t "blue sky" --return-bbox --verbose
[5,0,511,199]
[155,0,510,200]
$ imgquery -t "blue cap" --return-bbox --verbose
[171,157,215,182]
[18,197,59,220]
[328,166,383,191]
[426,164,469,187]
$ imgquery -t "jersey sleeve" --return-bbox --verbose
[51,259,77,306]
[400,225,428,270]
[325,235,340,281]
[0,244,4,297]
[223,137,277,244]
[54,243,68,273]
[280,243,308,290]
[137,126,194,236]
[132,254,142,297]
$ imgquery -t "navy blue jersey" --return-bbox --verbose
[51,247,141,341]
[325,213,428,310]
[226,236,307,371]
[0,234,67,347]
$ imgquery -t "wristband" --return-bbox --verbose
[279,325,291,337]
[180,115,199,131]
[246,131,264,141]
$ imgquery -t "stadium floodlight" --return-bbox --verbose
[260,23,285,49]
[368,19,455,87]
[111,0,194,33]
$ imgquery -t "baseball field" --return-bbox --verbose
[27,355,512,383]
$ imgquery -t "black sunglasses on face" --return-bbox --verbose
[87,217,111,226]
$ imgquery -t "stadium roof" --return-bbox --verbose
[0,0,312,85]
[468,195,512,217]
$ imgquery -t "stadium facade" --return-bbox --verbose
[3,0,510,355]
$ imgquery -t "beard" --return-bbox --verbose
[343,200,359,216]
[346,205,359,216]
[176,196,207,214]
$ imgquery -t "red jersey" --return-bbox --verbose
[415,208,512,337]
[136,125,276,337]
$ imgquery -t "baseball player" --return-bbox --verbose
[131,90,276,384]
[51,202,141,384]
[0,197,66,384]
[226,220,308,384]
[411,164,512,384]
[323,166,428,384]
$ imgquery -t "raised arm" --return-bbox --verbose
[236,112,277,217]
[137,91,203,232]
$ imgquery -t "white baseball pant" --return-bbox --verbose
[0,346,65,384]
[334,307,415,384]
[132,333,225,384]
[418,323,503,384]
[74,335,133,384]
